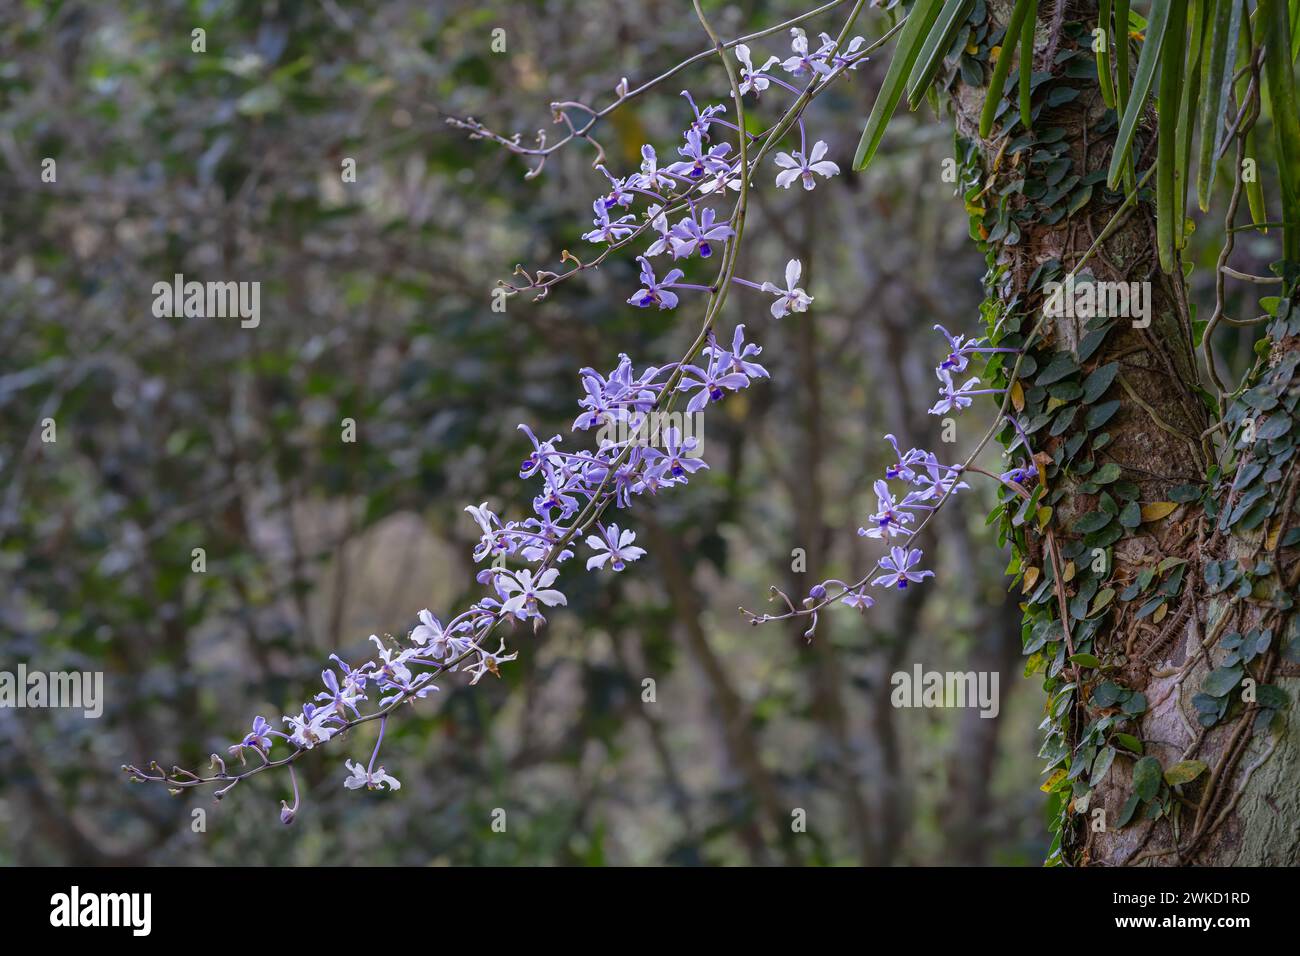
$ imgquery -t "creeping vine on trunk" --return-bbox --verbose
[940,0,1299,865]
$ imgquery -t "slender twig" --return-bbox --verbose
[444,0,863,168]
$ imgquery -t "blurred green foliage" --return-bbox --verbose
[0,0,1140,865]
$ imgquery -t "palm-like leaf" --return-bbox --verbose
[1097,0,1117,109]
[1197,0,1244,211]
[852,0,945,171]
[1154,0,1187,272]
[848,0,1299,269]
[978,0,1036,138]
[1262,0,1300,261]
[1019,0,1039,128]
[1108,0,1174,190]
[906,0,975,109]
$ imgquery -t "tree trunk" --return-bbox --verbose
[947,0,1300,865]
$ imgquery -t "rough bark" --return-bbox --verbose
[948,0,1299,865]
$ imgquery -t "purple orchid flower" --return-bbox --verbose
[582,198,637,244]
[709,324,769,380]
[669,206,734,259]
[410,609,470,661]
[680,90,727,136]
[463,638,519,685]
[814,32,869,70]
[654,425,708,480]
[409,608,447,648]
[635,146,677,193]
[520,513,576,564]
[368,635,416,690]
[761,259,812,317]
[284,703,341,750]
[773,140,839,190]
[736,44,780,95]
[1000,460,1038,486]
[699,164,742,195]
[376,668,439,708]
[644,206,674,257]
[231,715,275,755]
[929,370,998,415]
[841,589,875,612]
[883,434,926,482]
[782,27,833,77]
[631,458,677,496]
[667,128,732,181]
[465,501,508,561]
[596,165,635,208]
[628,256,686,310]
[858,479,922,539]
[316,666,365,720]
[532,475,581,519]
[678,348,753,412]
[934,324,1019,373]
[911,453,970,501]
[871,547,936,590]
[344,759,401,791]
[574,372,618,430]
[585,523,647,572]
[572,359,660,430]
[498,568,568,621]
[518,423,562,478]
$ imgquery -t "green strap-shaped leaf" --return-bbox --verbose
[852,0,946,171]
[1244,127,1269,230]
[1196,0,1244,211]
[1174,0,1207,249]
[1019,0,1039,128]
[1236,16,1269,233]
[1261,0,1300,262]
[1292,0,1300,61]
[906,0,975,109]
[1107,0,1174,190]
[1098,0,1117,108]
[978,0,1037,139]
[1114,0,1136,195]
[1155,0,1187,273]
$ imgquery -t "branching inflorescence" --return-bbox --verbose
[125,1,1027,823]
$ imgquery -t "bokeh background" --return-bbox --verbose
[1,0,1272,866]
